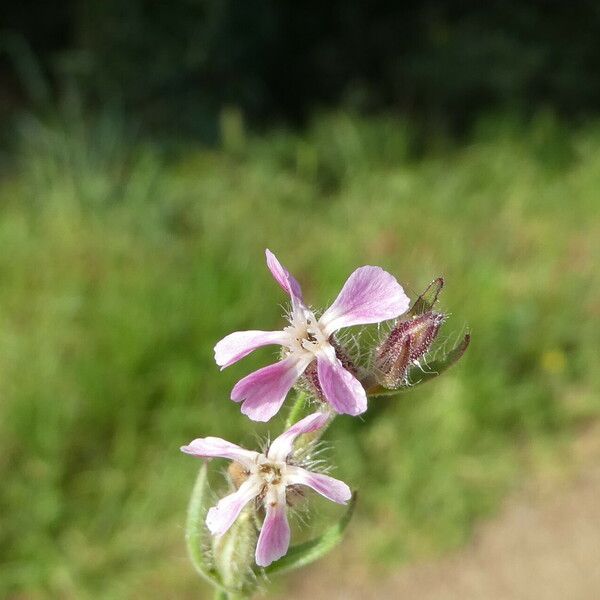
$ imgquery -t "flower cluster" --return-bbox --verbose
[181,250,467,584]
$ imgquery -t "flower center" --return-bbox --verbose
[284,308,330,357]
[258,462,284,486]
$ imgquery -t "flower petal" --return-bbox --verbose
[286,465,352,504]
[214,330,291,369]
[317,352,367,415]
[265,249,304,304]
[180,437,260,469]
[319,266,410,334]
[255,491,290,567]
[267,411,330,462]
[206,478,261,536]
[231,355,311,422]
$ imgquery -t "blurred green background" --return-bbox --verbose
[0,3,599,599]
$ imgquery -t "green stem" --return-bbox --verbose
[286,390,340,455]
[285,391,307,428]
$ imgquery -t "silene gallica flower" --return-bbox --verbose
[181,411,351,567]
[215,250,410,421]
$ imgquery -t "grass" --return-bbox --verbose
[0,109,598,598]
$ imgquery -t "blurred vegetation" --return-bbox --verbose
[0,107,598,598]
[3,2,600,136]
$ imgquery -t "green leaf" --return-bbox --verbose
[408,277,444,317]
[407,332,471,385]
[263,493,357,576]
[367,384,410,398]
[185,463,224,590]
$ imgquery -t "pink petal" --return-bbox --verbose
[214,330,290,369]
[286,466,352,504]
[267,411,330,462]
[265,249,304,304]
[206,478,261,536]
[255,493,290,567]
[319,266,410,334]
[180,437,259,469]
[316,352,367,416]
[231,355,311,422]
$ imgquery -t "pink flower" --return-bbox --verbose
[181,412,352,567]
[215,250,410,421]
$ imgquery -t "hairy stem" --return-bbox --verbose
[285,390,307,429]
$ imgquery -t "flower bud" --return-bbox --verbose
[374,311,445,389]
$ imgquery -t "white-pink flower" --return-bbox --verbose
[215,249,410,421]
[181,411,351,567]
